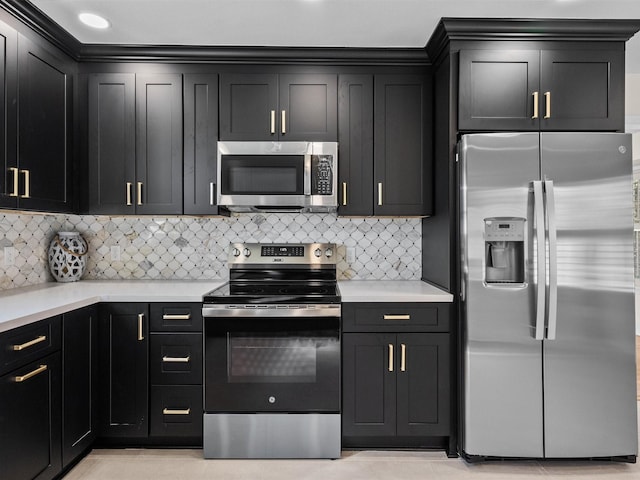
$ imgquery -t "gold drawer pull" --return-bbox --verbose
[12,335,47,351]
[383,315,411,321]
[163,408,190,415]
[14,364,47,383]
[162,314,191,320]
[162,355,190,363]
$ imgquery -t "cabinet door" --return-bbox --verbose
[88,73,136,214]
[62,306,97,468]
[338,74,373,216]
[279,74,337,141]
[396,333,450,437]
[540,49,624,131]
[342,333,396,437]
[458,50,540,131]
[374,74,431,216]
[219,74,278,140]
[0,20,17,209]
[0,352,62,480]
[17,35,73,212]
[135,74,183,214]
[98,303,148,438]
[183,74,219,214]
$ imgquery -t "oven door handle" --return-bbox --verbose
[202,305,341,318]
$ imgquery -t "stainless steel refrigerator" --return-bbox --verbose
[459,132,638,460]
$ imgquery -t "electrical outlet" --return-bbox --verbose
[346,247,356,264]
[110,246,121,261]
[4,246,16,266]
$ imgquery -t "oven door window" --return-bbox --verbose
[229,336,317,384]
[220,155,304,195]
[205,316,339,413]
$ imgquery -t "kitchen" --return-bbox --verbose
[1,0,640,479]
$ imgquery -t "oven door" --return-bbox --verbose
[204,314,339,413]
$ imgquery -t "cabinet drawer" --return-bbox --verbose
[342,303,450,332]
[150,333,202,385]
[0,316,62,376]
[150,385,203,439]
[150,303,203,332]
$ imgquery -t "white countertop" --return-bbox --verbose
[337,280,453,303]
[0,280,223,333]
[0,279,452,333]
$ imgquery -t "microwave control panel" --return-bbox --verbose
[312,155,334,195]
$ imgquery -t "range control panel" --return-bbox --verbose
[261,245,304,257]
[229,243,337,265]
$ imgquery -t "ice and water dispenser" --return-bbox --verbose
[484,217,525,284]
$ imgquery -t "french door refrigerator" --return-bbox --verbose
[459,132,637,461]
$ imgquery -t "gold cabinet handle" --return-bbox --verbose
[270,110,276,134]
[162,314,191,320]
[12,335,47,351]
[209,182,215,206]
[342,182,347,206]
[378,183,383,206]
[163,408,190,415]
[281,110,286,135]
[544,91,551,119]
[532,91,539,119]
[126,182,133,206]
[14,364,47,383]
[162,355,190,363]
[383,314,410,321]
[9,167,18,197]
[400,343,406,372]
[137,313,144,341]
[388,343,394,372]
[21,169,30,198]
[136,182,143,206]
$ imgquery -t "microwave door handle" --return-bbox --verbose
[304,154,311,196]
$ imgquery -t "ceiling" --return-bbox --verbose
[25,0,640,72]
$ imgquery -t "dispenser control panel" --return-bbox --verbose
[484,218,525,241]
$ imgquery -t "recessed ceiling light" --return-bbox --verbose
[78,12,110,29]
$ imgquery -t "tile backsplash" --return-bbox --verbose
[0,211,422,291]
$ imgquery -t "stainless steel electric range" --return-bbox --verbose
[202,243,341,459]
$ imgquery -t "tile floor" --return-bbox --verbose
[64,438,640,480]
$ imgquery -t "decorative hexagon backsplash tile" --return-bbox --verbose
[0,211,422,290]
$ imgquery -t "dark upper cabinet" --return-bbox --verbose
[183,74,219,215]
[458,48,625,131]
[98,303,149,439]
[374,75,432,216]
[88,73,135,214]
[337,74,374,216]
[62,306,97,468]
[338,73,432,216]
[0,33,73,212]
[219,73,337,141]
[88,73,183,214]
[0,20,17,210]
[136,74,183,214]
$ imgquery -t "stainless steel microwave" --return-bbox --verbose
[217,141,338,213]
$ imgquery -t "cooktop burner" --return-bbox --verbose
[202,243,340,305]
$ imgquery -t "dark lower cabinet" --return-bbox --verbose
[98,303,149,439]
[62,306,97,468]
[0,350,62,480]
[341,303,451,450]
[150,385,202,440]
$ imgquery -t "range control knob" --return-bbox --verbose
[325,248,333,258]
[243,248,252,257]
[232,248,241,257]
[314,248,322,258]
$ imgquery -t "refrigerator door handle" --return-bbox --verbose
[533,181,546,341]
[544,179,558,340]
